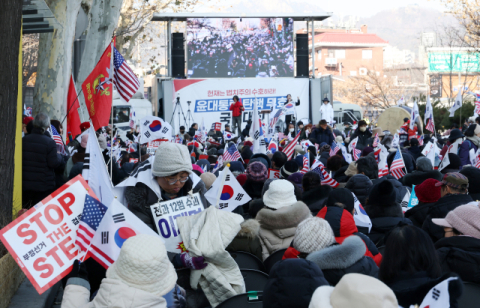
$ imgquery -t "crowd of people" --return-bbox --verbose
[187,19,294,78]
[20,110,480,308]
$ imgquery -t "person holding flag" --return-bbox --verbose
[425,96,435,133]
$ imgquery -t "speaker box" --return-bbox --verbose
[172,33,184,50]
[296,34,308,50]
[171,33,185,77]
[296,34,309,77]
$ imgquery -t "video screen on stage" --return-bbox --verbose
[186,18,294,78]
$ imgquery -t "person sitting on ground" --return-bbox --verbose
[263,259,329,308]
[326,155,349,183]
[407,138,422,161]
[405,179,442,228]
[316,189,383,266]
[459,166,480,200]
[402,156,443,188]
[440,153,462,174]
[459,123,480,168]
[256,180,311,260]
[379,225,463,308]
[433,202,480,284]
[242,161,267,203]
[309,273,398,308]
[280,160,299,179]
[363,181,413,246]
[271,151,288,170]
[345,173,372,207]
[422,173,472,242]
[301,171,332,215]
[61,235,183,308]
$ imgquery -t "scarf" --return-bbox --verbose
[467,135,480,147]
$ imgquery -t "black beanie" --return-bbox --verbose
[368,180,396,207]
[326,188,355,213]
[280,160,299,179]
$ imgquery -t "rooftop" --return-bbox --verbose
[312,32,389,47]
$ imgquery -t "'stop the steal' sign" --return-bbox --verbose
[0,176,96,294]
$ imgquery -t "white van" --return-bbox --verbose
[110,78,153,140]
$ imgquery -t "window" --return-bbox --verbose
[362,50,372,59]
[335,49,345,59]
[317,50,322,59]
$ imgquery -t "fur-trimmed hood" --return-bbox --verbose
[307,235,366,270]
[256,201,311,230]
[237,219,260,239]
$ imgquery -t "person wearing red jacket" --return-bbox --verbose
[229,95,244,137]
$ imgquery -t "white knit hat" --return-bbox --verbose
[106,234,177,297]
[152,142,192,177]
[263,179,297,210]
[293,217,336,254]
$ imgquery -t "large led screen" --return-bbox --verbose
[186,18,294,78]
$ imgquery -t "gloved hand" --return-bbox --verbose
[180,252,208,270]
[70,260,89,281]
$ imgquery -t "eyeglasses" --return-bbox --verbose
[166,176,189,185]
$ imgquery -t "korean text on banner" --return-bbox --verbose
[268,168,280,179]
[150,193,204,253]
[0,176,97,295]
[146,138,169,156]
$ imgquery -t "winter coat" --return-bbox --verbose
[310,126,334,146]
[317,206,382,266]
[301,185,331,215]
[124,177,209,232]
[61,278,168,308]
[458,138,478,167]
[350,128,372,150]
[242,179,265,200]
[306,235,379,286]
[386,272,463,308]
[408,146,422,161]
[227,219,263,261]
[333,165,350,183]
[371,176,410,205]
[345,174,372,207]
[263,259,329,308]
[436,236,480,284]
[401,170,443,188]
[22,127,64,192]
[404,201,436,228]
[229,101,244,117]
[188,127,196,137]
[422,194,473,242]
[176,206,245,308]
[256,201,311,260]
[319,152,330,167]
[363,202,413,246]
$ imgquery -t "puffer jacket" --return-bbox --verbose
[301,185,331,215]
[401,170,443,188]
[422,194,473,242]
[404,201,436,228]
[317,206,382,266]
[124,177,209,232]
[306,235,379,286]
[436,236,480,284]
[310,126,334,146]
[363,202,413,246]
[256,201,311,260]
[23,127,64,192]
[61,278,168,308]
[458,138,478,167]
[345,174,372,206]
[227,219,263,261]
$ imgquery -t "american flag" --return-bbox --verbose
[311,159,339,188]
[374,148,381,163]
[426,118,435,133]
[282,131,301,159]
[353,149,361,161]
[223,143,241,162]
[299,153,310,174]
[50,125,66,154]
[418,135,424,146]
[475,151,480,169]
[390,148,406,179]
[113,47,140,102]
[75,195,108,254]
[213,155,223,173]
[329,141,340,156]
[269,108,284,128]
[372,133,380,147]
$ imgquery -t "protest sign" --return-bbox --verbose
[268,168,280,179]
[211,122,222,131]
[150,193,204,253]
[0,176,96,294]
[146,138,169,155]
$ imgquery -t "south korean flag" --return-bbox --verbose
[204,167,252,212]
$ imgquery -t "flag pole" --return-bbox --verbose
[214,163,230,209]
[110,41,114,180]
[61,88,84,126]
[398,148,408,174]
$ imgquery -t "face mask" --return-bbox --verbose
[289,128,294,132]
[360,127,367,132]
